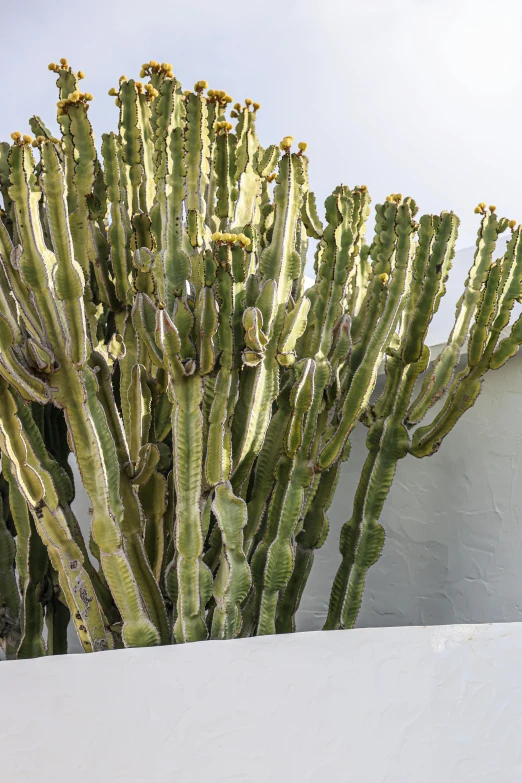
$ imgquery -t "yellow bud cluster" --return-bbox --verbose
[207,89,232,105]
[297,141,307,153]
[234,102,242,111]
[144,83,159,98]
[280,135,293,150]
[489,204,496,213]
[108,87,118,96]
[245,98,252,106]
[119,75,127,84]
[77,70,85,79]
[215,120,233,133]
[10,131,21,141]
[31,135,47,148]
[230,110,238,118]
[48,58,70,73]
[142,59,173,76]
[267,173,277,183]
[211,231,251,247]
[378,273,389,285]
[194,79,209,91]
[253,102,261,111]
[508,219,517,230]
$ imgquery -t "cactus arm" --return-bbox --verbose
[276,463,339,634]
[8,144,67,352]
[319,201,415,470]
[232,152,305,485]
[233,108,261,230]
[2,458,47,658]
[210,481,251,639]
[101,133,132,304]
[119,80,143,215]
[171,373,209,642]
[40,140,87,366]
[407,212,498,424]
[185,92,211,247]
[140,471,167,582]
[0,486,21,658]
[66,103,97,282]
[136,92,155,213]
[0,382,112,652]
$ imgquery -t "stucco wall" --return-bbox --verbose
[298,350,522,631]
[2,624,522,782]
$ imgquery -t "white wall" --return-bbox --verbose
[299,350,522,631]
[2,624,522,782]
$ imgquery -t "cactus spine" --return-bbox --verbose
[0,61,520,657]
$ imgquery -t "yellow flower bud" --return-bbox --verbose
[199,80,209,89]
[108,87,117,96]
[211,232,221,242]
[84,92,93,101]
[152,88,159,97]
[298,141,308,151]
[140,69,146,78]
[245,98,253,106]
[225,95,233,103]
[230,111,238,118]
[78,70,85,79]
[119,75,127,84]
[60,57,68,65]
[48,62,56,71]
[508,219,517,230]
[226,122,233,131]
[478,202,486,209]
[234,102,241,111]
[57,100,66,108]
[379,272,389,285]
[49,137,59,143]
[115,98,121,107]
[162,62,170,71]
[37,136,45,143]
[280,136,293,149]
[474,206,481,214]
[23,135,33,144]
[31,140,39,148]
[184,90,191,96]
[166,71,174,78]
[489,204,496,213]
[253,102,260,110]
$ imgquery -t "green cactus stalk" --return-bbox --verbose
[1,60,521,658]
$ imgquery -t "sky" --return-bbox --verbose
[2,0,522,253]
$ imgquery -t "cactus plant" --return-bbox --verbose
[0,59,521,658]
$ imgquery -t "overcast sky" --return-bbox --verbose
[2,0,521,252]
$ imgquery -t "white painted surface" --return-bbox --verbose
[300,347,522,632]
[2,623,522,782]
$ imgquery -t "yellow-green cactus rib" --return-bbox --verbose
[67,103,97,279]
[2,459,47,658]
[210,482,251,639]
[185,92,211,247]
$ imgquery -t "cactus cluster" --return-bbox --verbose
[1,60,521,658]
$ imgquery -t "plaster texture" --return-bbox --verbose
[2,623,522,782]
